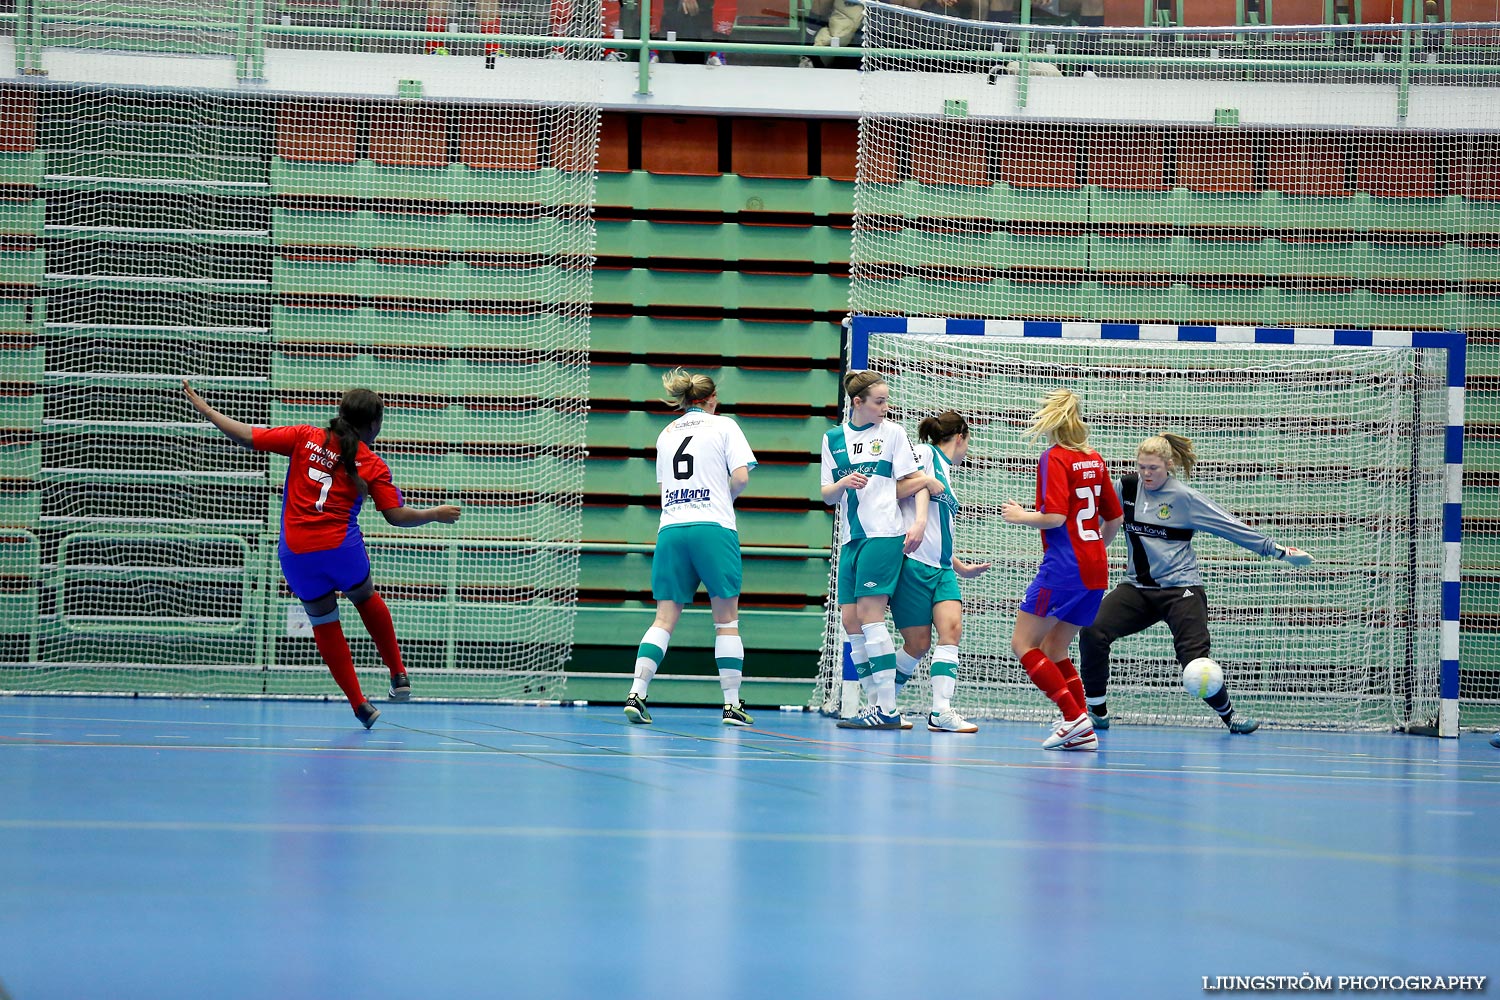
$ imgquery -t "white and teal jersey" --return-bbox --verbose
[899,442,959,569]
[821,419,920,544]
[656,409,757,532]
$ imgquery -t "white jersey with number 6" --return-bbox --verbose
[656,409,758,532]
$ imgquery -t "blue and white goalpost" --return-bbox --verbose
[816,316,1464,735]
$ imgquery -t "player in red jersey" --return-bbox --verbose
[1001,389,1123,751]
[184,382,461,728]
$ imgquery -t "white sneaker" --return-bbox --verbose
[927,709,978,733]
[798,55,815,68]
[1042,714,1097,751]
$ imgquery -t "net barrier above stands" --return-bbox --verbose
[0,4,604,699]
[816,1,1498,729]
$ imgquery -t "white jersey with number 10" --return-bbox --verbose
[655,409,758,532]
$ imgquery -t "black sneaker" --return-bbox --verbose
[1228,716,1260,735]
[389,671,411,702]
[354,701,380,729]
[722,702,753,727]
[623,694,652,725]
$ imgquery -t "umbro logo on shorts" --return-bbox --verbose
[864,581,877,588]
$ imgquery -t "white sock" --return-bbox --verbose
[861,621,897,713]
[895,648,921,693]
[847,632,872,701]
[715,633,744,706]
[931,644,959,712]
[630,625,671,698]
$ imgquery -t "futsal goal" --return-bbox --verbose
[812,316,1462,734]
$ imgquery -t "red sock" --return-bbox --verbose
[479,18,502,55]
[355,592,406,679]
[1020,648,1083,720]
[1057,658,1086,714]
[426,15,448,52]
[312,621,365,708]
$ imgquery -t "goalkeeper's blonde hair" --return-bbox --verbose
[1138,432,1198,479]
[1024,388,1089,451]
[662,368,716,409]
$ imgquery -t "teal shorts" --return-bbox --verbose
[891,559,963,630]
[652,523,742,604]
[835,535,907,606]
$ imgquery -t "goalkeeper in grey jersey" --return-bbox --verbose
[1079,432,1312,735]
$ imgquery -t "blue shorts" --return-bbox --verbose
[1019,577,1104,627]
[279,533,372,601]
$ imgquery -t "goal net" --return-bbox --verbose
[0,12,601,699]
[813,319,1456,731]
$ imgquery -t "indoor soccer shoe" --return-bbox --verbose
[354,701,380,730]
[1227,717,1260,735]
[927,709,978,733]
[623,694,652,725]
[1490,731,1500,748]
[1042,714,1097,751]
[836,706,903,730]
[389,671,411,702]
[722,703,754,727]
[1087,709,1110,731]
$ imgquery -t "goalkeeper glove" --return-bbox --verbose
[1274,544,1313,566]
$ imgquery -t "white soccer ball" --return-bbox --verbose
[1182,657,1224,699]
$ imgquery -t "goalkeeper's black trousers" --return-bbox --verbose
[1078,582,1211,700]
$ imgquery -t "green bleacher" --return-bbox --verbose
[1,86,1496,702]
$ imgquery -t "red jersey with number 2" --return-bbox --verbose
[252,425,404,554]
[1034,445,1122,591]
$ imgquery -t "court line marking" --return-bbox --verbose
[2,818,1496,872]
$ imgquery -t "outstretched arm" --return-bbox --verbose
[382,504,462,527]
[182,380,254,449]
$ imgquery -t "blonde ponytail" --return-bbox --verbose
[1138,432,1198,479]
[1023,388,1089,451]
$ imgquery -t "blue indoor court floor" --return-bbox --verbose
[2,696,1497,1000]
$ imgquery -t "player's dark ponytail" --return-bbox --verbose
[322,388,384,487]
[919,410,969,445]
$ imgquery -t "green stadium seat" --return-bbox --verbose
[1173,235,1275,276]
[585,456,816,500]
[585,410,827,455]
[589,315,840,362]
[594,172,852,216]
[1091,233,1173,275]
[573,604,825,651]
[271,401,581,447]
[591,268,849,312]
[595,219,850,265]
[582,505,832,548]
[0,200,42,237]
[272,257,591,302]
[1273,237,1367,278]
[589,363,836,406]
[1464,243,1500,283]
[1010,230,1091,270]
[857,226,1004,270]
[0,249,44,286]
[0,441,40,479]
[0,390,40,432]
[0,491,40,528]
[1366,239,1454,281]
[578,550,830,599]
[272,352,581,397]
[0,152,42,186]
[273,305,587,349]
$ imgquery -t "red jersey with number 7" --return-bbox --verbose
[1033,445,1122,590]
[251,425,405,554]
